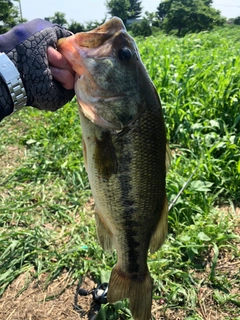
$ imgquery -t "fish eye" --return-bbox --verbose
[118,47,132,63]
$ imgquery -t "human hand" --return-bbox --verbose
[0,19,75,112]
[47,46,75,91]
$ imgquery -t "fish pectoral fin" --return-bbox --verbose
[95,211,115,252]
[149,196,168,254]
[107,266,153,320]
[94,131,118,179]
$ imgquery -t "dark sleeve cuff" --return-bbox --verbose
[0,78,14,122]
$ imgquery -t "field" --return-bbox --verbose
[0,25,240,320]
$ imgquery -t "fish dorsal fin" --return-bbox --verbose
[149,196,168,254]
[166,143,172,172]
[152,84,172,172]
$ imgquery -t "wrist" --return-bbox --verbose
[0,77,14,121]
[0,53,27,113]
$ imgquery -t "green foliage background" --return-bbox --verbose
[157,0,225,36]
[0,0,229,37]
[0,24,240,319]
[0,0,22,32]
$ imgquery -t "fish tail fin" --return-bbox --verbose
[107,266,153,320]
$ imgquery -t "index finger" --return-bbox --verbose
[47,46,73,71]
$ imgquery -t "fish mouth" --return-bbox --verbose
[74,17,126,49]
[57,17,127,75]
[78,96,124,131]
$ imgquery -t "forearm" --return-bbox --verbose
[0,19,74,123]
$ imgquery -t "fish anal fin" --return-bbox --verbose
[95,211,114,252]
[149,196,168,254]
[107,266,153,320]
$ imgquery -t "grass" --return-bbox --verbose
[0,25,240,319]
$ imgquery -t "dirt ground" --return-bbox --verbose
[0,261,239,320]
[0,209,239,320]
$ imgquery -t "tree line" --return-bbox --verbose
[1,0,240,37]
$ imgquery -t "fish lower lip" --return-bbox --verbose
[103,96,122,101]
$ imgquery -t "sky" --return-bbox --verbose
[19,0,240,24]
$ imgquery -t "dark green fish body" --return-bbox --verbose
[58,17,169,320]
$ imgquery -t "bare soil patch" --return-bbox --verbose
[1,228,239,320]
[0,205,239,320]
[0,145,26,180]
[0,271,94,320]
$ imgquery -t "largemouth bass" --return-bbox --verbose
[58,17,170,320]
